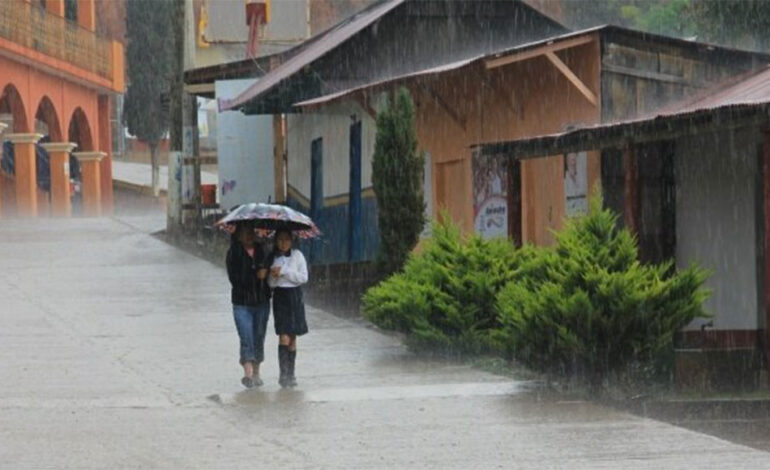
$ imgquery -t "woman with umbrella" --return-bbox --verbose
[225,222,271,388]
[218,203,319,388]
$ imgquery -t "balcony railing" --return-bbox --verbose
[0,1,113,81]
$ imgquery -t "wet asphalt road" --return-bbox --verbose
[1,216,769,469]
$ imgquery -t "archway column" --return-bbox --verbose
[41,142,77,217]
[5,133,43,217]
[72,151,105,217]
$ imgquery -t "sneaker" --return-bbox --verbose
[252,375,264,387]
[241,376,254,388]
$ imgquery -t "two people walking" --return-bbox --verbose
[226,225,309,389]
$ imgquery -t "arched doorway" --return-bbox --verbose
[0,84,30,133]
[35,96,65,215]
[0,84,30,215]
[68,107,94,215]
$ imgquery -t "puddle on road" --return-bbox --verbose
[209,380,532,407]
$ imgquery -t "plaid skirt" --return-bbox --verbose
[272,287,309,336]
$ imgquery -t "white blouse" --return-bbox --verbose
[268,249,309,288]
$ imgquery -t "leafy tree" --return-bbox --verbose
[690,0,770,50]
[372,87,426,275]
[560,0,769,52]
[124,0,174,196]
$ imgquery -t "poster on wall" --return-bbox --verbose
[564,150,588,217]
[472,150,508,239]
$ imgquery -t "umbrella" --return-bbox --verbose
[215,203,321,239]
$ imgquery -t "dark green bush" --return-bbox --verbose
[363,218,521,354]
[494,197,710,384]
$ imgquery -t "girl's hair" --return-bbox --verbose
[275,229,293,241]
[273,229,295,254]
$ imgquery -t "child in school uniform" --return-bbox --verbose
[268,229,309,387]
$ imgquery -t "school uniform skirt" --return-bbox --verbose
[272,287,309,336]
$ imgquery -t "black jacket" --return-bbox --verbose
[226,241,271,306]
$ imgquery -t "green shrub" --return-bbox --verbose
[494,196,710,384]
[363,218,520,354]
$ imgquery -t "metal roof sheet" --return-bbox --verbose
[218,0,406,112]
[475,66,770,158]
[294,57,479,108]
[293,24,770,111]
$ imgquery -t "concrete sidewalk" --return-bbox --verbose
[112,160,217,194]
[0,216,768,469]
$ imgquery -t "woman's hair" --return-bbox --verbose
[231,223,253,244]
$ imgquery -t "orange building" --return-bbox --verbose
[0,0,124,217]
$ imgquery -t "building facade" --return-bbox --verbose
[0,0,124,217]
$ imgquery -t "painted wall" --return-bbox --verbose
[290,39,602,253]
[676,128,763,331]
[287,99,379,265]
[186,0,309,71]
[215,79,274,210]
[288,100,376,198]
[412,38,602,243]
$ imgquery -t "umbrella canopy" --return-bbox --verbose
[215,203,321,238]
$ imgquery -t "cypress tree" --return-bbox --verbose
[372,87,426,275]
[124,0,174,196]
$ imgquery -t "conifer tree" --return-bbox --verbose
[124,0,174,196]
[372,87,426,275]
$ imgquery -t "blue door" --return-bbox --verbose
[310,138,323,262]
[348,121,362,261]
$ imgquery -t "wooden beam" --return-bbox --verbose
[545,51,598,107]
[485,34,595,70]
[273,114,286,203]
[623,145,640,235]
[762,130,770,370]
[354,94,377,119]
[603,64,692,86]
[419,83,466,131]
[472,67,519,117]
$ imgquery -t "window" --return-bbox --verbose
[64,0,77,22]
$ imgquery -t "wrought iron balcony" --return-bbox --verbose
[0,1,113,81]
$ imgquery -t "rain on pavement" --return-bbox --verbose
[1,215,768,469]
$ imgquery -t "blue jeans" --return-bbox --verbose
[233,303,270,364]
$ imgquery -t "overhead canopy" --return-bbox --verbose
[474,65,770,159]
[293,24,770,114]
[294,57,478,109]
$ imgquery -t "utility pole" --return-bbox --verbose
[167,0,185,235]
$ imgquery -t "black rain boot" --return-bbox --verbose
[278,345,290,388]
[287,350,297,387]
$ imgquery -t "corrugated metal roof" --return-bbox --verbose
[291,28,606,109]
[659,66,770,114]
[294,57,478,108]
[219,0,406,112]
[475,66,770,159]
[294,24,770,111]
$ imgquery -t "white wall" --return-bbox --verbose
[215,79,274,210]
[676,128,762,331]
[287,99,377,200]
